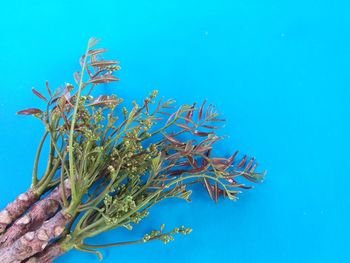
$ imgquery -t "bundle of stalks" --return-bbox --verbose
[0,38,264,263]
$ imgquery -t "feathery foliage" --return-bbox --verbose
[17,38,264,259]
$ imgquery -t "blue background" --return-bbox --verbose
[0,1,349,262]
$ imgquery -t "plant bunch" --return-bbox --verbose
[0,38,264,263]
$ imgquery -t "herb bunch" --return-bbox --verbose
[0,38,264,263]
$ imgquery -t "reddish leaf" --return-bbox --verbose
[241,173,259,183]
[185,103,196,123]
[237,155,247,168]
[90,60,119,67]
[226,151,239,166]
[250,163,258,173]
[88,48,108,56]
[88,75,119,84]
[244,158,255,172]
[206,104,213,118]
[32,88,48,102]
[198,100,206,120]
[88,37,100,48]
[162,133,184,146]
[88,95,118,107]
[193,130,212,137]
[17,108,43,115]
[175,123,192,131]
[50,96,60,105]
[226,178,252,189]
[214,182,219,203]
[165,111,176,126]
[203,178,214,201]
[213,162,230,171]
[202,124,222,130]
[45,81,52,97]
[212,157,227,164]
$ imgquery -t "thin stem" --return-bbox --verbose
[68,40,91,201]
[60,153,68,208]
[35,159,61,195]
[82,239,144,249]
[31,130,49,187]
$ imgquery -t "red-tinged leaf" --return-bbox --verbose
[17,108,43,115]
[237,155,247,168]
[214,182,219,203]
[161,99,176,109]
[88,37,100,48]
[50,96,60,105]
[193,130,212,137]
[226,151,239,166]
[89,48,108,56]
[250,163,258,173]
[199,136,221,147]
[175,123,192,131]
[86,65,93,78]
[203,178,214,201]
[88,95,118,107]
[198,100,206,120]
[212,158,227,164]
[213,163,230,171]
[185,103,196,123]
[241,173,259,183]
[238,184,253,190]
[225,178,251,189]
[88,75,119,84]
[32,88,47,102]
[45,81,52,97]
[165,111,176,126]
[181,116,196,125]
[244,158,255,172]
[163,133,185,146]
[206,104,213,118]
[154,97,163,113]
[90,60,119,67]
[202,124,222,130]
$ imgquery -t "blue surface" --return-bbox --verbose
[0,1,349,262]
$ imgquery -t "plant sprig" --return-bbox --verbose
[17,38,264,260]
